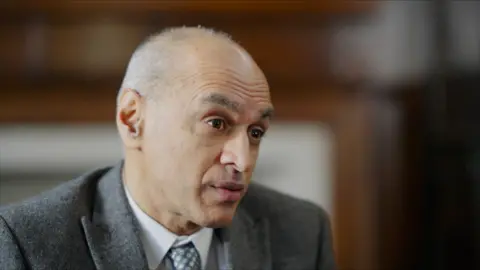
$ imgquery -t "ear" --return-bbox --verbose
[116,88,144,149]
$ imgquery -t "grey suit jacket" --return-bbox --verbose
[0,163,336,270]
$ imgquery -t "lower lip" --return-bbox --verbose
[213,187,243,202]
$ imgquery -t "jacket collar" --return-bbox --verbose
[227,204,272,270]
[81,162,149,270]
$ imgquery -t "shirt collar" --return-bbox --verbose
[125,186,213,270]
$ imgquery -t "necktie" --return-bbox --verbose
[166,242,201,270]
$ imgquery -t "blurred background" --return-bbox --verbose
[0,1,478,270]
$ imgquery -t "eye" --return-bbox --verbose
[249,128,265,140]
[206,118,226,130]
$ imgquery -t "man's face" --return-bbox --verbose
[141,47,273,228]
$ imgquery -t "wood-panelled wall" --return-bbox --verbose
[0,2,382,269]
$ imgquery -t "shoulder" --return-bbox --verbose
[0,166,111,231]
[241,183,330,230]
[0,166,112,269]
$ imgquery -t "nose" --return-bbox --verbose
[220,132,255,173]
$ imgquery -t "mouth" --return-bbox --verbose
[210,182,246,202]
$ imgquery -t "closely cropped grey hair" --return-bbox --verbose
[117,26,233,106]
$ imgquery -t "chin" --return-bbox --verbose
[198,205,237,228]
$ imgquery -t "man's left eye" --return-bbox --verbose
[249,128,265,139]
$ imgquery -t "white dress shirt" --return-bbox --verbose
[125,187,213,270]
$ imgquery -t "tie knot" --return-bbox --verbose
[166,242,201,270]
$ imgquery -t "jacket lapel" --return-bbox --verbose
[228,206,272,270]
[81,163,148,270]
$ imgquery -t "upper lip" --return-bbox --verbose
[213,182,245,191]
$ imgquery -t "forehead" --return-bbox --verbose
[181,50,271,107]
[189,69,271,112]
[160,40,271,112]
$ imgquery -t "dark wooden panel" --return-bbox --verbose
[331,94,378,270]
[0,25,28,74]
[0,79,347,123]
[1,0,373,14]
[0,1,375,124]
[1,84,115,124]
[0,22,332,85]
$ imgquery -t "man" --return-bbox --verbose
[0,27,336,270]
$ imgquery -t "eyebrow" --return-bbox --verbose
[260,107,275,119]
[201,93,274,120]
[201,93,241,113]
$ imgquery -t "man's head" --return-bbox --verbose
[116,27,273,234]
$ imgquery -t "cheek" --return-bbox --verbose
[194,145,225,180]
[244,169,255,183]
[141,121,186,180]
[143,115,226,180]
[247,146,260,169]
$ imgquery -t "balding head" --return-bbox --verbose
[119,27,252,104]
[118,26,272,234]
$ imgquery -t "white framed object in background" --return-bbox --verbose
[253,122,334,215]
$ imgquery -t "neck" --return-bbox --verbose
[122,154,201,236]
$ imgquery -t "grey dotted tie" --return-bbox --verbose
[166,242,201,270]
